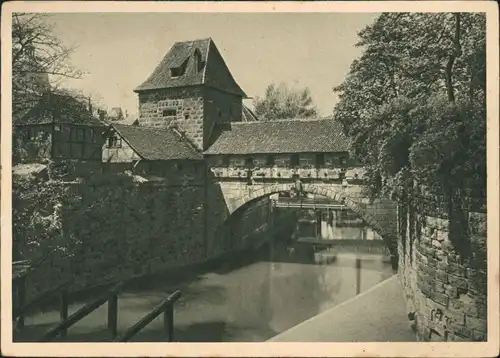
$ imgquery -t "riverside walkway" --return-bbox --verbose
[268,275,416,342]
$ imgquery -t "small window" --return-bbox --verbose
[340,156,348,165]
[222,156,230,166]
[77,128,85,142]
[195,50,204,72]
[266,155,275,166]
[290,154,299,167]
[245,157,253,167]
[107,136,122,148]
[163,109,177,117]
[170,67,184,78]
[28,127,37,140]
[175,162,183,171]
[316,153,325,167]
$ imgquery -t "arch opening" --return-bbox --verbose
[220,183,399,267]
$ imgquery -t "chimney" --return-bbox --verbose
[98,109,106,121]
[88,97,93,116]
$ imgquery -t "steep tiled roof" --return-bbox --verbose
[204,119,350,155]
[135,38,246,97]
[15,93,106,127]
[112,124,203,161]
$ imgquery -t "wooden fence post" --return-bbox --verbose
[356,258,361,295]
[59,289,69,339]
[16,276,27,331]
[164,305,174,342]
[108,294,118,339]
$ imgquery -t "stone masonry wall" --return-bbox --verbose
[204,87,242,150]
[138,87,204,150]
[20,179,205,301]
[398,195,487,342]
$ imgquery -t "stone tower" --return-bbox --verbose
[134,38,247,151]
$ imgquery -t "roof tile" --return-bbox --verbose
[112,124,203,161]
[204,119,350,155]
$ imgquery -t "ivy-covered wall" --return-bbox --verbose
[397,192,487,342]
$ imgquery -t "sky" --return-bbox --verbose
[47,12,378,118]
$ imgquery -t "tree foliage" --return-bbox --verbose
[12,13,82,118]
[253,83,318,120]
[333,13,486,200]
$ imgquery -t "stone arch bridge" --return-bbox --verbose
[210,174,398,258]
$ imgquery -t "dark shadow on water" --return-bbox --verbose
[130,320,280,342]
[14,323,112,342]
[131,321,228,342]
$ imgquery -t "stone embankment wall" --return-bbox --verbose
[16,170,273,302]
[398,193,487,342]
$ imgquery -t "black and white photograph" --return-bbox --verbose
[1,1,498,357]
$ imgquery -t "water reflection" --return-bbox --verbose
[169,231,395,342]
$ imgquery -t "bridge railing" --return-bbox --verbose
[211,166,365,182]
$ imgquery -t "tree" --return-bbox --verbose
[253,83,318,120]
[333,13,486,259]
[333,13,485,198]
[12,13,82,118]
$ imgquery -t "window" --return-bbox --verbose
[222,156,230,166]
[170,67,184,78]
[163,109,177,117]
[184,113,190,120]
[107,135,122,148]
[87,128,94,143]
[316,153,325,167]
[245,157,254,167]
[194,49,204,72]
[290,154,299,167]
[77,128,85,142]
[28,127,37,140]
[266,155,275,166]
[175,162,183,171]
[340,156,348,165]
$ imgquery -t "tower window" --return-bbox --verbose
[163,109,177,117]
[194,49,204,72]
[170,67,184,78]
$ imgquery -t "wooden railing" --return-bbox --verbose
[115,290,182,342]
[13,281,70,332]
[40,282,123,341]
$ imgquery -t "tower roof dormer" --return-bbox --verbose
[134,38,247,97]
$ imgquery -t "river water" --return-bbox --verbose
[127,219,395,342]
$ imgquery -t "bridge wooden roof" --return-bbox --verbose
[111,124,203,161]
[204,119,350,155]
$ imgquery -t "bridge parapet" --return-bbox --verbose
[209,165,366,183]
